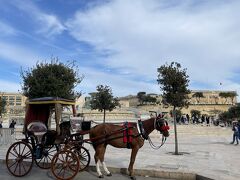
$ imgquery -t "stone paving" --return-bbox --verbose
[0,124,240,180]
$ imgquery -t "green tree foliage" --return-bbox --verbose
[192,92,204,104]
[0,97,6,117]
[228,105,240,119]
[157,62,190,108]
[21,59,83,99]
[219,92,237,104]
[137,92,146,105]
[157,62,190,155]
[219,105,240,123]
[137,92,157,105]
[170,109,182,118]
[144,95,157,104]
[219,111,231,122]
[90,85,120,123]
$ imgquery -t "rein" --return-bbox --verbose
[148,135,167,150]
[139,118,168,150]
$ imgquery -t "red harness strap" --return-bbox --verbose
[123,122,133,148]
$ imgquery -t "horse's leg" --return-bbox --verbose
[99,145,112,176]
[128,147,139,180]
[94,146,104,178]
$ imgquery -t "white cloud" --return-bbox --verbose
[35,13,66,36]
[0,21,17,36]
[9,0,65,36]
[77,66,159,97]
[0,42,43,66]
[66,0,240,97]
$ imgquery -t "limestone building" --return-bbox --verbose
[0,92,27,113]
[119,90,237,116]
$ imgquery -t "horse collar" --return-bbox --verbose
[138,120,148,140]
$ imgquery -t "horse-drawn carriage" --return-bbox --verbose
[6,97,170,180]
[5,97,91,180]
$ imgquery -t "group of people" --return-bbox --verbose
[176,114,212,126]
[0,120,16,135]
[230,121,240,145]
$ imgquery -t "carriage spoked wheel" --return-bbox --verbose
[70,146,90,171]
[6,141,34,177]
[35,145,58,169]
[51,149,80,180]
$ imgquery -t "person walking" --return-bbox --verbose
[237,120,240,140]
[9,120,16,135]
[206,116,210,126]
[0,121,2,136]
[230,121,239,145]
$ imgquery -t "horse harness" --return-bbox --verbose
[88,119,168,149]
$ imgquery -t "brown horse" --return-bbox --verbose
[89,117,170,179]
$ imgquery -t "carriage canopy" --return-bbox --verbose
[24,97,76,134]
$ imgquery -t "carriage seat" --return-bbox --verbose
[27,121,47,144]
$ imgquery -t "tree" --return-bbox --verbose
[90,85,120,123]
[144,95,157,104]
[137,92,146,105]
[219,104,240,124]
[228,105,240,119]
[170,109,182,119]
[192,92,204,104]
[219,92,237,104]
[157,62,190,155]
[0,96,6,117]
[228,92,237,105]
[219,111,232,123]
[21,59,83,99]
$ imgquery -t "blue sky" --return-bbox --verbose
[0,0,240,100]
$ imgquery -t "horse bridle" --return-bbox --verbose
[154,118,169,132]
[149,117,169,150]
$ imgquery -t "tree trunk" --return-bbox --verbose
[173,106,179,155]
[103,109,106,123]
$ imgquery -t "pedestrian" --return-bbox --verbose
[238,120,240,140]
[186,114,190,124]
[201,115,205,125]
[206,116,210,126]
[0,121,2,136]
[9,120,16,135]
[230,121,239,145]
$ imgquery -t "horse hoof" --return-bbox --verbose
[99,175,104,178]
[107,173,112,176]
[130,176,136,180]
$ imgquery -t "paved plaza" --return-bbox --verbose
[0,124,239,180]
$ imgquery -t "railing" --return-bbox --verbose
[0,128,16,145]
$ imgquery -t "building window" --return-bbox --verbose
[9,101,15,105]
[16,96,22,101]
[2,96,8,100]
[16,102,22,105]
[9,96,15,101]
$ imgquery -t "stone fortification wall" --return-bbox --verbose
[137,104,232,116]
[79,108,137,121]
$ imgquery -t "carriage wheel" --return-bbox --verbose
[35,145,58,169]
[51,149,80,180]
[6,141,33,177]
[71,146,90,171]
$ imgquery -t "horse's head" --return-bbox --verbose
[155,116,170,137]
